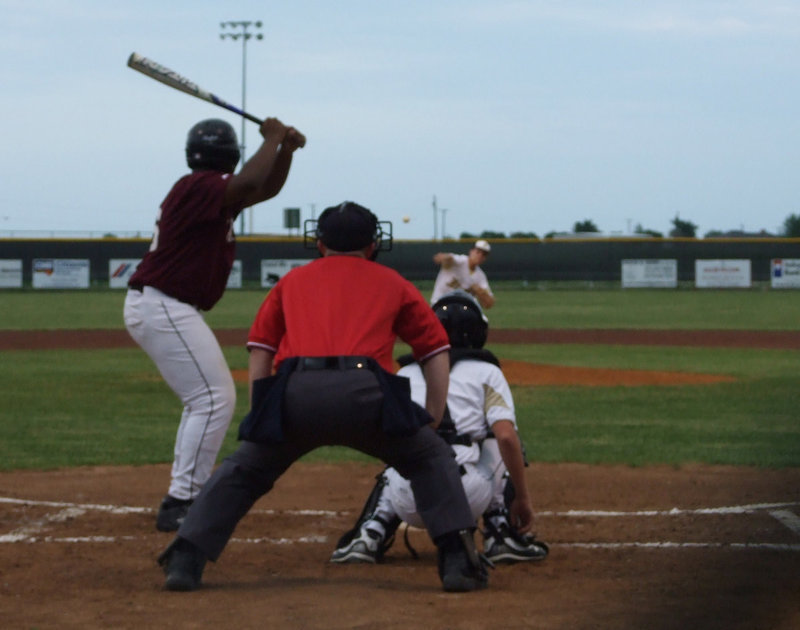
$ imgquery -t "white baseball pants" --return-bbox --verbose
[380,438,507,528]
[123,286,235,500]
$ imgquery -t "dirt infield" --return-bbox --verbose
[1,328,798,629]
[2,463,798,630]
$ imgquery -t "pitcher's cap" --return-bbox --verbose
[474,239,491,253]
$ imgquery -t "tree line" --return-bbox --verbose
[458,213,800,240]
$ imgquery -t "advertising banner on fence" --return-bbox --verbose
[695,259,751,288]
[771,258,800,289]
[33,259,90,289]
[0,259,23,288]
[621,259,677,288]
[109,259,140,289]
[226,260,242,289]
[261,259,313,287]
[110,259,241,289]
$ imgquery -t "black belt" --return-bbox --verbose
[295,356,372,371]
[450,434,473,447]
[437,429,473,447]
[130,282,143,292]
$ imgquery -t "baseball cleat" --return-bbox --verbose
[436,530,489,593]
[158,537,206,592]
[483,523,549,564]
[329,528,382,564]
[156,495,193,532]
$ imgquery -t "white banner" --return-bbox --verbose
[621,259,677,288]
[32,259,90,289]
[771,258,800,289]
[0,259,23,288]
[695,259,751,288]
[226,260,242,289]
[109,259,242,289]
[109,259,141,289]
[261,259,313,288]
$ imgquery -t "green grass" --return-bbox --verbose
[493,343,798,378]
[512,376,799,468]
[501,344,800,468]
[0,345,379,470]
[0,289,266,330]
[2,286,800,330]
[1,342,797,470]
[485,288,800,330]
[1,289,798,471]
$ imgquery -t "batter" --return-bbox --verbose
[123,117,305,531]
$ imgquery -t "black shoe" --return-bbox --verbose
[157,537,206,592]
[436,530,489,593]
[483,519,549,564]
[156,495,193,532]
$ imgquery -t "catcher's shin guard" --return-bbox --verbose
[333,470,399,560]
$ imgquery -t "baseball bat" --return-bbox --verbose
[127,52,262,124]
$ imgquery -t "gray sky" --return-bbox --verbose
[2,0,798,239]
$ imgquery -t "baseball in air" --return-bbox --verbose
[402,215,410,223]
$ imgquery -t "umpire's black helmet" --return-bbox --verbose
[433,290,489,349]
[185,118,241,173]
[316,202,381,252]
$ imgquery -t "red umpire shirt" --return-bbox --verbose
[247,255,450,373]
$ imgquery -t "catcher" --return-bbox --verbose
[330,290,549,565]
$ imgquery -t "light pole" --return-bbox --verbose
[432,195,439,240]
[440,208,449,239]
[220,20,263,235]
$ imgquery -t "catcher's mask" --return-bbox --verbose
[304,201,393,259]
[185,118,241,173]
[432,290,489,349]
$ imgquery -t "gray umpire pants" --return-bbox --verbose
[178,367,475,561]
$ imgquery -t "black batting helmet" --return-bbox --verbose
[432,290,489,349]
[185,119,241,173]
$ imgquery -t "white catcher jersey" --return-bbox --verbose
[398,358,516,465]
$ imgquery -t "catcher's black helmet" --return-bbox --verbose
[185,118,241,173]
[433,290,489,349]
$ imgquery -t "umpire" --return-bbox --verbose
[158,201,489,593]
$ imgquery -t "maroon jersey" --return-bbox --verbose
[130,171,244,310]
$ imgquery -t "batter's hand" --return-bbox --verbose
[284,126,306,150]
[259,117,289,142]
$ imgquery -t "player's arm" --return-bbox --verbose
[420,351,450,429]
[253,127,306,202]
[432,252,455,268]
[248,347,275,405]
[467,285,495,309]
[492,419,534,534]
[224,118,304,209]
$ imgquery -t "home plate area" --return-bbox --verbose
[1,462,799,629]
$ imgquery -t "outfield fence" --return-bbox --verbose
[2,236,800,288]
